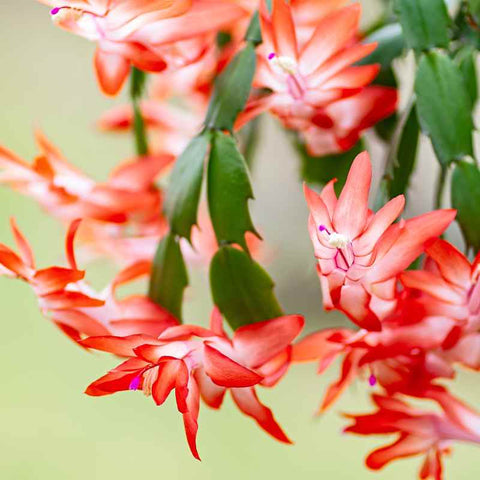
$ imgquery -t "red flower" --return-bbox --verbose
[292,285,471,411]
[304,152,456,330]
[82,310,304,459]
[345,392,480,479]
[302,86,398,156]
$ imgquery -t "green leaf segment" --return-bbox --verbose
[148,9,283,329]
[210,247,283,330]
[149,233,189,321]
[207,131,259,252]
[451,160,480,252]
[394,0,450,52]
[165,133,210,242]
[415,51,474,165]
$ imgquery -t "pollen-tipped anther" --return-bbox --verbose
[269,55,297,75]
[50,6,83,23]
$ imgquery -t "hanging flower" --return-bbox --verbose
[82,310,304,459]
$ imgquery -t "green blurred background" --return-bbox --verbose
[0,1,479,478]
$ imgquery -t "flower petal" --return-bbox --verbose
[401,270,465,304]
[304,183,334,231]
[94,48,131,96]
[339,285,382,331]
[271,0,298,58]
[368,209,457,284]
[9,218,35,269]
[182,376,201,460]
[426,239,472,289]
[203,344,263,387]
[333,152,371,239]
[195,368,226,409]
[231,387,292,444]
[80,334,157,356]
[299,4,361,74]
[233,315,304,368]
[354,195,405,256]
[152,359,181,406]
[366,434,434,470]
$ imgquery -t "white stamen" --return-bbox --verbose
[271,56,297,75]
[142,367,158,397]
[327,232,349,249]
[52,8,83,24]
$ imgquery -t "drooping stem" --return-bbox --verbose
[435,166,447,209]
[374,97,415,210]
[130,66,149,156]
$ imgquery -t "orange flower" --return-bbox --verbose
[0,220,177,344]
[40,0,248,94]
[0,132,173,265]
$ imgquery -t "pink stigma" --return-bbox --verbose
[368,374,377,386]
[319,225,331,235]
[50,7,60,15]
[268,52,276,60]
[129,376,141,391]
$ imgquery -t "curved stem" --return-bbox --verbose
[435,166,447,209]
[130,66,149,156]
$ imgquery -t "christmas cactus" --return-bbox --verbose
[1,0,480,478]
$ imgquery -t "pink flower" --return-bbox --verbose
[304,152,456,330]
[82,310,304,459]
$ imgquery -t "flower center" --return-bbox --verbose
[318,225,352,270]
[319,225,350,248]
[268,53,297,75]
[268,52,306,100]
[327,232,349,249]
[141,366,158,397]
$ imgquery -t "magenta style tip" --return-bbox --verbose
[129,376,141,391]
[368,374,377,386]
[51,7,60,15]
